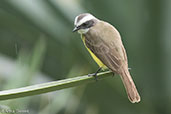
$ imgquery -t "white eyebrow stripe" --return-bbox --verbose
[74,16,79,25]
[76,15,96,26]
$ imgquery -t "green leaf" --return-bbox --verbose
[0,71,112,101]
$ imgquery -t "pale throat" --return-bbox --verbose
[78,28,89,34]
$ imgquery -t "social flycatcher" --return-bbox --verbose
[73,13,140,103]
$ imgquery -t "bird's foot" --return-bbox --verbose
[112,72,115,77]
[88,72,98,81]
[88,67,102,81]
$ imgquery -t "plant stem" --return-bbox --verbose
[0,71,112,101]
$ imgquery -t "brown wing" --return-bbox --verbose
[84,20,128,73]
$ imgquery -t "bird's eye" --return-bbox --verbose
[80,21,93,28]
[82,22,88,26]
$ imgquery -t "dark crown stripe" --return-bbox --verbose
[77,14,89,23]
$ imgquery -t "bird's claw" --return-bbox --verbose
[88,73,98,81]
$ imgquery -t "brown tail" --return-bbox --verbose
[119,67,141,103]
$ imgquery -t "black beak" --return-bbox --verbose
[72,27,79,32]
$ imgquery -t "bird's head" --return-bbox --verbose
[73,13,98,34]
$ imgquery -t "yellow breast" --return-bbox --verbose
[81,35,107,70]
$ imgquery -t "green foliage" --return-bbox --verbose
[0,71,112,100]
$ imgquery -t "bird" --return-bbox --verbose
[73,13,140,103]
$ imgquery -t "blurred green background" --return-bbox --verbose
[0,0,171,114]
